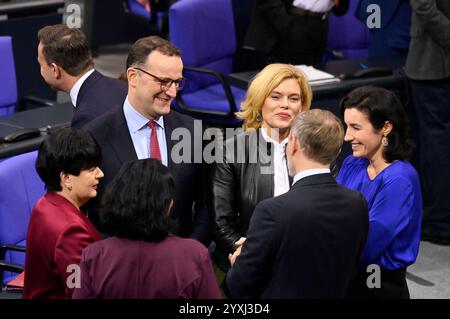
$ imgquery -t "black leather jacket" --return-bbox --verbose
[209,130,291,262]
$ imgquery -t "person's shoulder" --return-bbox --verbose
[336,182,367,203]
[337,156,367,182]
[165,109,197,128]
[79,237,115,262]
[97,73,128,91]
[254,194,285,217]
[82,106,121,133]
[383,160,421,187]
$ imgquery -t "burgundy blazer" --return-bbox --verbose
[23,192,101,299]
[72,235,222,299]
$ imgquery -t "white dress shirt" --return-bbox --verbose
[69,69,95,107]
[292,0,336,13]
[292,168,331,186]
[123,97,168,166]
[261,128,290,197]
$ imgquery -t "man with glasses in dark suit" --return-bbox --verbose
[83,36,210,246]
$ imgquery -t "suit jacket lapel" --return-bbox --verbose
[107,107,138,165]
[163,113,176,172]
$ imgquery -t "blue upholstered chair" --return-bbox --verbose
[0,36,54,115]
[0,151,44,285]
[0,36,18,116]
[169,0,246,126]
[325,1,369,61]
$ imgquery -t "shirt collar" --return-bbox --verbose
[260,127,288,148]
[69,69,95,107]
[123,97,165,134]
[292,168,331,186]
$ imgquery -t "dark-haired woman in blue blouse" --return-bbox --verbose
[337,86,422,299]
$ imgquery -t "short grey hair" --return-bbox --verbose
[290,109,344,165]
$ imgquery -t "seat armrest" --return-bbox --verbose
[0,245,26,260]
[22,96,55,107]
[325,48,345,60]
[0,261,23,274]
[16,95,55,111]
[176,66,239,118]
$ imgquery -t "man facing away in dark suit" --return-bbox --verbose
[37,24,127,129]
[83,36,210,246]
[225,109,369,298]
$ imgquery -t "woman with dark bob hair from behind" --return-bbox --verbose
[336,86,422,299]
[72,159,221,299]
[23,129,103,299]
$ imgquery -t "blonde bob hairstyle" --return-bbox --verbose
[235,63,312,130]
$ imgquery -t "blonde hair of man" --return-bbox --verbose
[291,109,345,165]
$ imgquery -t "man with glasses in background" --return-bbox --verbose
[84,36,210,246]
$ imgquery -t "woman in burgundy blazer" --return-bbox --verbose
[72,159,221,299]
[23,129,103,299]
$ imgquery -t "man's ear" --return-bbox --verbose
[51,63,62,79]
[289,135,299,156]
[127,68,138,88]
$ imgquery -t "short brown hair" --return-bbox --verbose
[38,24,93,76]
[291,109,344,165]
[236,63,312,130]
[126,36,181,69]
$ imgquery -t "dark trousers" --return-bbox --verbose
[409,78,450,234]
[346,268,410,299]
[272,15,328,66]
[241,15,328,70]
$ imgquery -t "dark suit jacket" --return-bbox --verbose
[72,70,127,129]
[225,173,369,299]
[83,107,210,245]
[23,192,101,299]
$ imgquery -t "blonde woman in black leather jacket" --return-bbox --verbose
[209,63,312,272]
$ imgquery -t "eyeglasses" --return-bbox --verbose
[134,67,186,92]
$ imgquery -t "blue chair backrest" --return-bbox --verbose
[169,0,237,92]
[0,36,18,116]
[327,1,369,59]
[0,151,45,283]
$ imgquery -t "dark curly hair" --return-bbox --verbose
[340,86,412,162]
[99,159,176,242]
[36,128,101,192]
